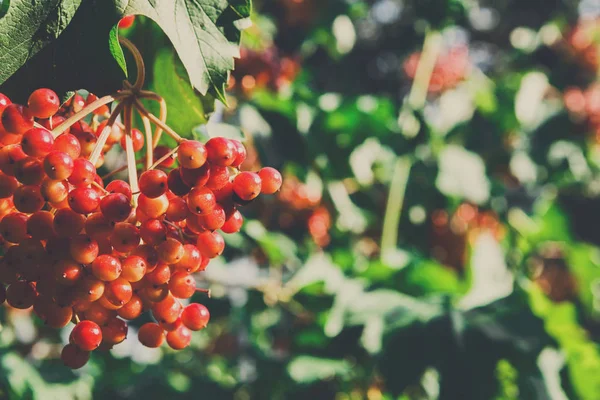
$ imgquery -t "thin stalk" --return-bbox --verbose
[407,30,443,110]
[52,95,116,136]
[140,114,153,170]
[380,156,412,262]
[88,101,126,166]
[119,37,146,91]
[123,103,140,205]
[132,98,183,143]
[149,145,178,170]
[138,91,167,147]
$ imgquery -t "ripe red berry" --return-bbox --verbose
[70,320,102,351]
[111,222,141,253]
[68,187,101,214]
[53,208,85,237]
[166,324,192,350]
[43,151,73,180]
[196,231,225,258]
[2,104,33,134]
[221,209,244,234]
[41,178,69,203]
[177,140,207,169]
[70,234,99,264]
[153,145,175,167]
[6,281,37,309]
[118,15,135,29]
[100,193,132,222]
[169,272,196,298]
[104,277,133,306]
[28,88,60,119]
[187,187,216,215]
[13,185,45,213]
[102,317,128,345]
[179,164,210,187]
[106,180,132,199]
[200,204,226,231]
[205,165,230,191]
[92,255,122,282]
[53,133,81,158]
[120,128,144,152]
[121,255,147,282]
[181,303,210,331]
[138,322,164,348]
[69,158,96,186]
[22,127,55,157]
[157,237,185,264]
[206,137,236,166]
[258,167,283,194]
[230,140,247,168]
[61,343,90,369]
[138,194,169,218]
[139,169,168,198]
[118,295,143,320]
[233,171,262,201]
[152,294,182,324]
[0,212,29,243]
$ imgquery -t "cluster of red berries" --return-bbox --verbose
[403,45,470,94]
[563,83,600,138]
[563,18,599,72]
[230,47,300,95]
[0,88,282,369]
[278,176,331,247]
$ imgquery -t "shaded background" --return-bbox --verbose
[2,0,600,399]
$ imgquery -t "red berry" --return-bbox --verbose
[206,137,236,166]
[153,146,175,167]
[139,169,168,198]
[22,127,55,157]
[169,272,196,298]
[61,343,90,369]
[69,158,96,186]
[100,193,132,222]
[187,187,216,215]
[118,15,135,29]
[138,322,164,348]
[106,180,132,199]
[102,317,128,344]
[70,320,102,351]
[258,167,282,194]
[181,303,210,331]
[177,140,207,169]
[2,104,33,134]
[221,209,244,234]
[230,140,247,168]
[68,187,100,214]
[53,133,81,158]
[120,129,144,152]
[233,171,262,201]
[43,151,73,180]
[166,325,192,350]
[28,88,60,119]
[196,231,225,258]
[139,219,167,245]
[92,255,122,282]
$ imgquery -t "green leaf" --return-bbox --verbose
[120,0,253,102]
[0,0,251,102]
[0,0,83,87]
[151,49,214,137]
[108,25,127,77]
[287,356,352,384]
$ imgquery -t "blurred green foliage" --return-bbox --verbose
[2,0,600,399]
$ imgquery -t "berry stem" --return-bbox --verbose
[149,145,178,170]
[132,98,183,144]
[140,114,153,170]
[52,95,116,137]
[138,91,167,148]
[119,37,146,91]
[101,158,144,180]
[88,101,126,165]
[195,288,211,298]
[123,103,140,205]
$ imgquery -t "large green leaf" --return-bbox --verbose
[0,0,251,102]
